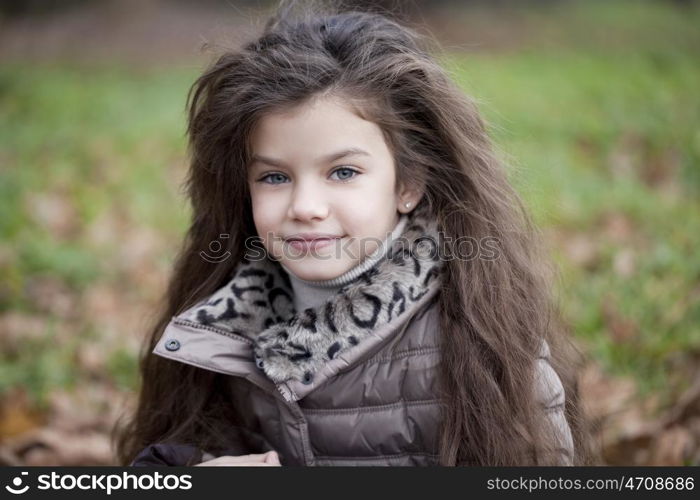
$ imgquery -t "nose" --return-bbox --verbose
[287,177,329,221]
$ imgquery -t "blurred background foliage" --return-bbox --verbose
[0,0,699,465]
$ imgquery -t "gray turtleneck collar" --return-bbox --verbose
[281,213,408,313]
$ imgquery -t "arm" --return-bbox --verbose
[533,340,575,466]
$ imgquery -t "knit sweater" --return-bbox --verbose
[281,214,409,313]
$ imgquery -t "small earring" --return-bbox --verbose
[404,202,411,208]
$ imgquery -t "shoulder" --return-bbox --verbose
[532,339,575,465]
[533,339,565,410]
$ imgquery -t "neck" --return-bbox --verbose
[282,214,408,312]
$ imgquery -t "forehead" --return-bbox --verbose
[249,95,386,160]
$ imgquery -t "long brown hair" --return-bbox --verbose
[114,0,594,466]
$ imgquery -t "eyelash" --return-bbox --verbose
[257,167,360,185]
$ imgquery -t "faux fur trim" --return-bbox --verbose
[175,202,443,385]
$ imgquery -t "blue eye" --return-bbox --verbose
[259,173,289,185]
[258,167,359,185]
[330,167,359,182]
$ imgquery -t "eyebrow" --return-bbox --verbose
[250,147,371,169]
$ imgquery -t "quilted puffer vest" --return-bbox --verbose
[134,204,573,466]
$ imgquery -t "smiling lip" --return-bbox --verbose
[284,233,343,252]
[285,233,343,242]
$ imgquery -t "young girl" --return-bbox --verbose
[115,0,591,466]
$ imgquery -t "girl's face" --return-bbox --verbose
[247,95,420,281]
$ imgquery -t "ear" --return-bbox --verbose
[396,181,424,214]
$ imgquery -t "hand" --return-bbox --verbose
[195,451,281,466]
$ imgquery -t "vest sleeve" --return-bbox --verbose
[533,340,575,466]
[129,425,278,466]
[130,443,205,466]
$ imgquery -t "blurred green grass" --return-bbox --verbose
[0,0,699,408]
[447,48,700,398]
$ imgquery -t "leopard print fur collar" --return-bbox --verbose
[174,202,443,385]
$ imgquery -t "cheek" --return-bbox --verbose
[250,202,277,245]
[250,188,282,225]
[249,192,289,256]
[250,206,279,254]
[345,183,396,221]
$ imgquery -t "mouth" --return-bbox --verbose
[284,236,343,252]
